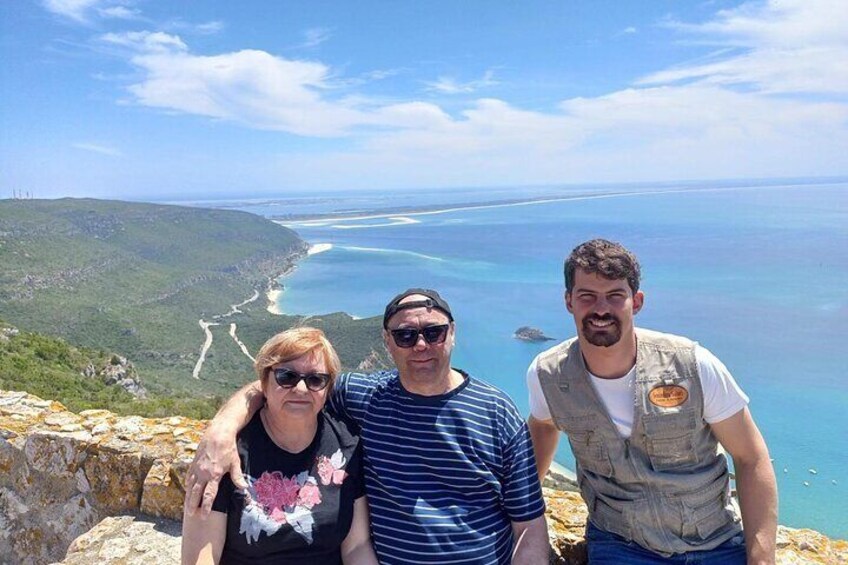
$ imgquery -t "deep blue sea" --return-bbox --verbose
[186,181,848,538]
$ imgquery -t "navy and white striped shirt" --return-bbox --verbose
[329,369,545,564]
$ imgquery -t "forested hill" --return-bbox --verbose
[0,198,389,408]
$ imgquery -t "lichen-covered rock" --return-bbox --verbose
[57,515,181,565]
[0,389,203,564]
[544,489,589,564]
[140,458,192,519]
[82,449,146,514]
[774,525,848,564]
[25,429,90,477]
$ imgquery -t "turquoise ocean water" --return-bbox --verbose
[194,182,848,538]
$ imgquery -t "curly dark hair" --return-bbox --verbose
[564,239,641,294]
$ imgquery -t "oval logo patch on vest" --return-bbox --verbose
[648,384,689,407]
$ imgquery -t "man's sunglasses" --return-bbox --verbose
[272,368,332,391]
[389,324,450,348]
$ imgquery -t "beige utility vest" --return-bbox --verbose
[537,328,742,556]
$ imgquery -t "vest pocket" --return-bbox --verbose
[680,494,735,542]
[567,429,614,478]
[641,409,698,472]
[591,495,633,540]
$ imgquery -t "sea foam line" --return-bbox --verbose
[342,245,445,262]
[308,243,333,255]
[330,216,420,229]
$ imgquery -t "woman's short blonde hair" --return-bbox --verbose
[254,327,341,390]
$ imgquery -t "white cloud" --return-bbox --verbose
[195,21,225,35]
[127,49,363,136]
[98,5,140,20]
[425,70,499,94]
[363,69,401,81]
[623,26,638,34]
[43,0,103,22]
[104,31,449,136]
[643,0,848,94]
[100,31,188,53]
[97,1,847,188]
[72,142,123,156]
[165,19,226,35]
[300,28,332,49]
[44,0,140,24]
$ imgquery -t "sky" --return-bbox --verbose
[1,0,847,200]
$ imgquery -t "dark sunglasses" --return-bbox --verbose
[272,368,332,391]
[389,324,450,348]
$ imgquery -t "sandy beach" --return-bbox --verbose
[265,244,333,314]
[550,461,577,482]
[265,288,284,315]
[307,242,333,255]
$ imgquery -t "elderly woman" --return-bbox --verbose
[182,327,376,564]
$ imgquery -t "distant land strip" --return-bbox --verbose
[271,180,839,223]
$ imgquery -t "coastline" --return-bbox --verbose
[265,287,284,315]
[266,243,333,315]
[550,461,577,482]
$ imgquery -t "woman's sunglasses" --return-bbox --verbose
[272,368,332,391]
[389,324,450,348]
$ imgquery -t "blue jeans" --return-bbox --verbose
[586,522,746,564]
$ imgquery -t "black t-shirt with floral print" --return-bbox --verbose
[212,409,364,564]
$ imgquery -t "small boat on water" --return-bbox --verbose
[833,480,838,485]
[809,469,818,475]
[783,468,788,473]
[803,481,810,487]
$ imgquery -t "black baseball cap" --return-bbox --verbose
[383,288,454,328]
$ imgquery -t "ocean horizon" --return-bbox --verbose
[193,180,848,539]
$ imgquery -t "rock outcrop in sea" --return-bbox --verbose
[1,389,846,564]
[514,326,556,342]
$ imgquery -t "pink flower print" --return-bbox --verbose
[332,469,348,484]
[253,471,300,512]
[317,449,348,486]
[270,507,288,524]
[278,476,301,507]
[317,457,334,485]
[297,483,322,508]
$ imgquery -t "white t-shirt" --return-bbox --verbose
[527,344,749,438]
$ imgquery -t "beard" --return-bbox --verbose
[581,314,622,347]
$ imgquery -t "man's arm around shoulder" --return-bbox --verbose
[711,407,778,565]
[184,380,264,517]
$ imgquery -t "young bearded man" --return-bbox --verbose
[527,239,777,565]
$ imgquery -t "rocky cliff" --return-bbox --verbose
[1,389,846,565]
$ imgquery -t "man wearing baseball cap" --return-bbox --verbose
[187,288,550,564]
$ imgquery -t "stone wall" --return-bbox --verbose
[0,390,197,564]
[1,389,846,565]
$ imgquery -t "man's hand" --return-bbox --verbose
[183,380,265,517]
[184,421,245,517]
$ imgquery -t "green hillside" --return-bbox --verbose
[0,198,390,403]
[0,320,222,418]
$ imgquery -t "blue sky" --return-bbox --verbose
[2,0,847,200]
